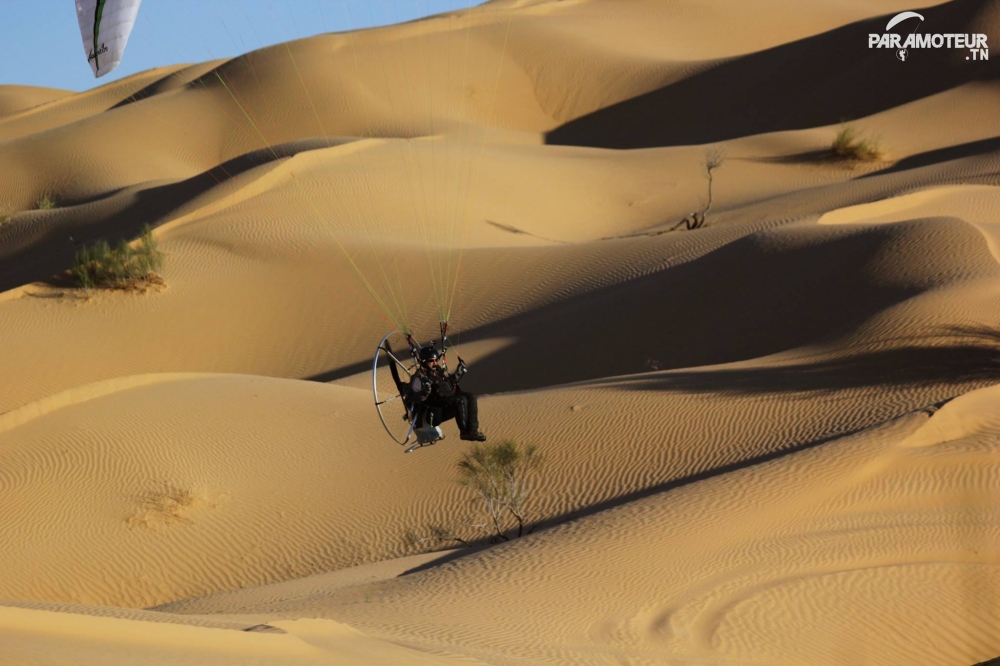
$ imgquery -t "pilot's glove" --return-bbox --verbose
[454,357,468,381]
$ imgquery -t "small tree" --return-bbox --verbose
[458,440,543,540]
[671,147,725,231]
[412,441,544,548]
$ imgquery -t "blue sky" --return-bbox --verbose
[1,1,485,92]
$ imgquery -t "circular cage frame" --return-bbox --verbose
[372,330,419,445]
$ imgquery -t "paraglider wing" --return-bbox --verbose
[75,0,142,78]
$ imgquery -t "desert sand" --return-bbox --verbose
[1,0,1000,664]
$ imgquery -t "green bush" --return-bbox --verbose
[409,440,544,549]
[457,440,543,541]
[72,225,164,291]
[35,193,59,210]
[831,126,883,162]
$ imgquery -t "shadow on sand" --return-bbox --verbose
[310,224,940,393]
[0,138,347,294]
[546,1,999,149]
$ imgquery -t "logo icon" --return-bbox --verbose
[896,48,909,61]
[886,11,924,31]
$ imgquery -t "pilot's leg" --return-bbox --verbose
[455,392,485,441]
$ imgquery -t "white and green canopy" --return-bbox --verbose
[75,0,142,78]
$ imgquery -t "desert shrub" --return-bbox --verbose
[413,440,544,548]
[35,193,59,210]
[671,146,725,231]
[831,126,883,162]
[72,224,164,291]
[458,440,543,540]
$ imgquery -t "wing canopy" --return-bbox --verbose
[75,0,143,78]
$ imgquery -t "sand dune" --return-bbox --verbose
[547,0,1000,148]
[1,604,480,666]
[162,386,1000,666]
[0,86,74,118]
[2,0,999,663]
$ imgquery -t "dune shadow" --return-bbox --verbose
[399,387,961,578]
[443,227,924,394]
[546,1,999,149]
[529,398,957,535]
[109,72,193,111]
[309,224,936,392]
[746,150,887,171]
[108,64,224,112]
[401,330,1000,576]
[0,138,340,293]
[400,541,500,576]
[600,325,1000,395]
[860,135,1000,178]
[747,150,845,166]
[396,429,862,576]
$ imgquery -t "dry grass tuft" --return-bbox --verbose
[128,487,201,528]
[73,224,165,292]
[35,193,59,210]
[126,485,226,529]
[831,126,884,162]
